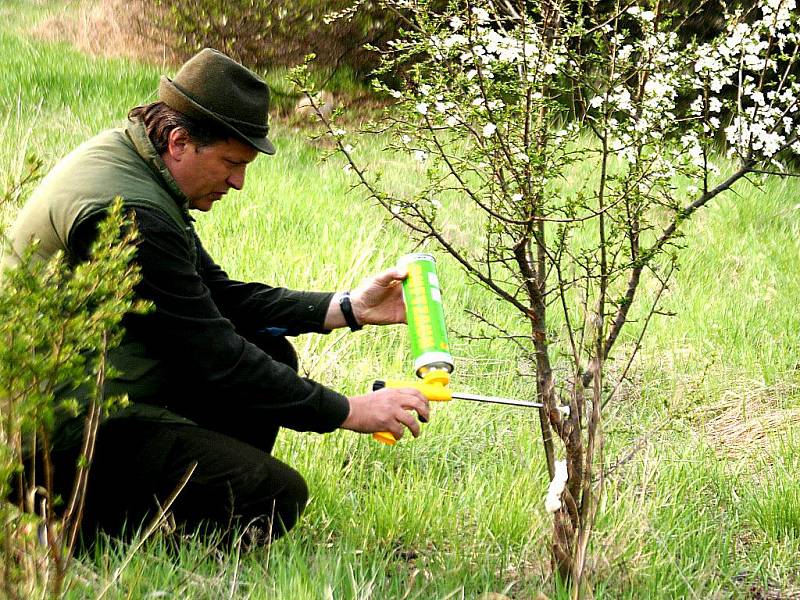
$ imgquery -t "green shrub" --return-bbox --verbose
[1,187,145,597]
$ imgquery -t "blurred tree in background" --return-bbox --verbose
[133,0,405,77]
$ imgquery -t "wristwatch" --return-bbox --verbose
[339,291,363,331]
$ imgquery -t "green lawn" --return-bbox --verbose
[2,3,799,598]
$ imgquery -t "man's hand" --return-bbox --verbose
[324,267,407,329]
[341,387,430,440]
[351,266,408,325]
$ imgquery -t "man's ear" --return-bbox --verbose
[165,128,193,161]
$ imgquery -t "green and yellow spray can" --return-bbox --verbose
[373,253,453,444]
[372,253,567,445]
[398,253,454,377]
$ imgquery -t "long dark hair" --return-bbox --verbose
[128,102,232,154]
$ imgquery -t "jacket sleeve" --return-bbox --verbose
[68,206,350,433]
[194,235,335,338]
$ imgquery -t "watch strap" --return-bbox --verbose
[339,291,362,331]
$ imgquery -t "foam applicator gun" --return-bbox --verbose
[375,253,569,445]
[371,370,570,445]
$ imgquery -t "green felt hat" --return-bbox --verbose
[159,48,275,155]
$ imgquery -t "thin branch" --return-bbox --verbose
[63,332,108,558]
[603,261,675,409]
[749,169,800,178]
[463,308,533,356]
[598,153,764,382]
[302,89,537,317]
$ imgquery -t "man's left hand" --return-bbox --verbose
[324,267,407,330]
[350,267,408,326]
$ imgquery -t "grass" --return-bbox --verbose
[2,4,800,598]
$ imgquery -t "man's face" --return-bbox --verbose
[169,135,259,211]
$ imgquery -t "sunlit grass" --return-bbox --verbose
[2,9,800,598]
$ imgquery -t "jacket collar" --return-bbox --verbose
[125,117,191,212]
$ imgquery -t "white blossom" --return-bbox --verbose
[644,78,672,99]
[416,102,429,115]
[414,150,428,162]
[471,7,490,23]
[449,15,463,30]
[515,152,530,163]
[725,115,787,159]
[618,44,634,61]
[689,95,704,115]
[610,87,633,112]
[444,34,468,49]
[482,123,497,137]
[688,143,704,167]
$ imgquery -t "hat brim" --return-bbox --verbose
[159,77,276,155]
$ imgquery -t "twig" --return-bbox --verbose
[462,309,532,356]
[602,262,675,409]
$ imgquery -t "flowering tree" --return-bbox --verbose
[294,0,799,594]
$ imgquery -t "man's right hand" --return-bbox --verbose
[341,388,430,440]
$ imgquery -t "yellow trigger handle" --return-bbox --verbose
[372,371,451,445]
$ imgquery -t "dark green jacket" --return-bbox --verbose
[5,119,350,450]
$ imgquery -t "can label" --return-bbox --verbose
[398,253,454,376]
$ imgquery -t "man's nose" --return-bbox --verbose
[227,167,246,191]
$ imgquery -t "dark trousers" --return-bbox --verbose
[48,334,309,547]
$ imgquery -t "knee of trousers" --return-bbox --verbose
[272,470,309,536]
[246,464,309,537]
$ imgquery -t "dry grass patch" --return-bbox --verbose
[732,572,800,600]
[30,0,175,65]
[700,380,800,460]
